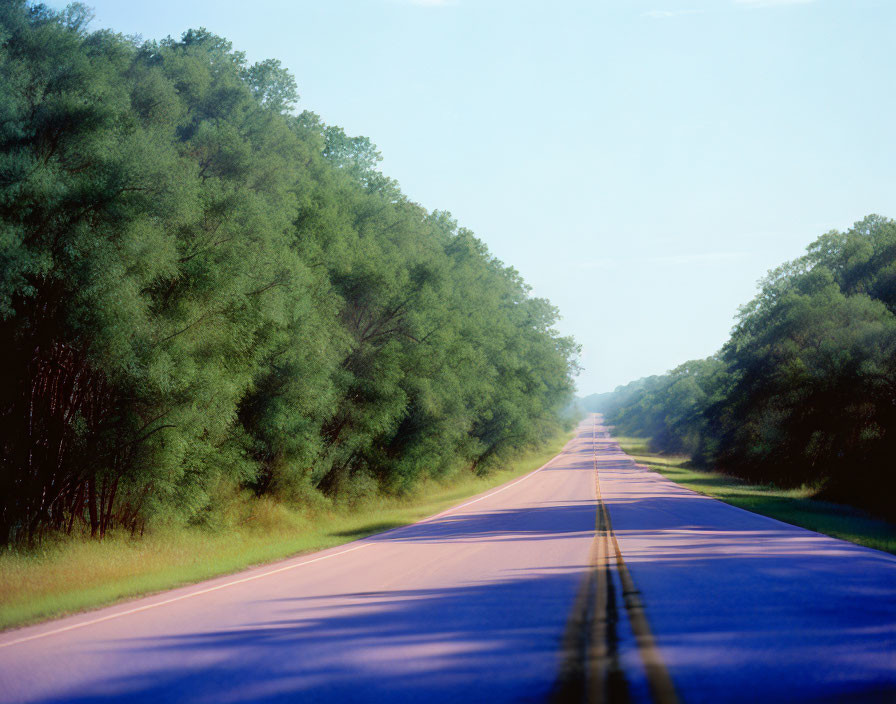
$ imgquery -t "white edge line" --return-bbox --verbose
[0,543,369,649]
[0,443,570,650]
[421,455,559,522]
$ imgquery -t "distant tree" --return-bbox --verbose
[599,215,896,518]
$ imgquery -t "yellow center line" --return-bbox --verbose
[593,417,680,704]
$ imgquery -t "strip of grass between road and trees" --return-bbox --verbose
[0,431,572,632]
[613,435,896,556]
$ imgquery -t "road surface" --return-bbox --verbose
[0,416,894,703]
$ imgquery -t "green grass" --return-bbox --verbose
[613,435,896,555]
[0,431,572,631]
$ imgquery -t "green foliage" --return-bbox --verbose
[597,215,896,519]
[0,2,578,544]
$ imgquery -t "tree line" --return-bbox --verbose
[0,2,579,544]
[585,214,896,519]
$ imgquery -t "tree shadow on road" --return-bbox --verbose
[33,569,586,704]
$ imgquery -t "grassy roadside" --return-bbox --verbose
[0,431,572,631]
[613,435,896,555]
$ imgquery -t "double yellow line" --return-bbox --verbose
[554,419,679,704]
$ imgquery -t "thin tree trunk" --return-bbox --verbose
[87,476,99,538]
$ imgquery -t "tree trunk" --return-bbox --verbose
[87,476,99,538]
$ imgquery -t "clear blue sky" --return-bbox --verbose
[49,0,896,395]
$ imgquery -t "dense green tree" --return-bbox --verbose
[0,2,579,542]
[596,215,896,518]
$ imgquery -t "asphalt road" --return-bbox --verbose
[1,416,894,703]
[590,418,896,704]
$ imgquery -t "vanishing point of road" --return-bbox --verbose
[1,415,894,703]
